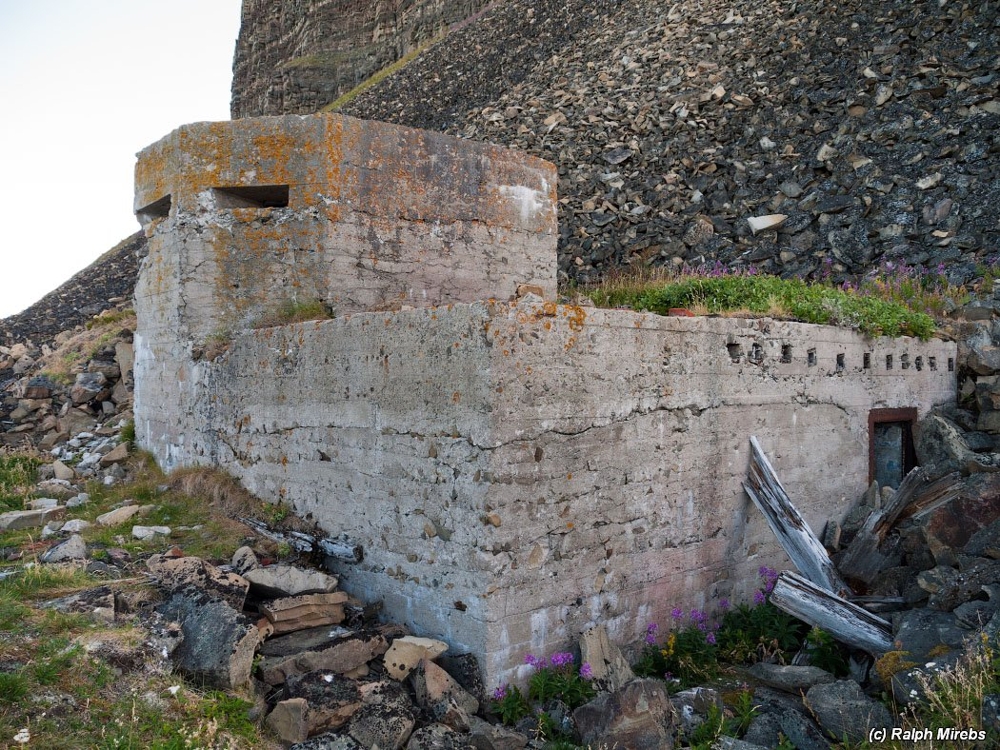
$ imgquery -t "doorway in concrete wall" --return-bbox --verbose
[868,407,918,489]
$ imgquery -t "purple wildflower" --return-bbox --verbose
[492,684,507,701]
[580,662,594,680]
[758,566,778,593]
[671,607,684,621]
[697,620,708,632]
[645,623,659,645]
[705,632,717,645]
[718,598,730,612]
[550,652,574,668]
[689,608,706,624]
[525,653,544,669]
[753,589,766,606]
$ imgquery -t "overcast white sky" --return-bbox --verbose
[0,1,242,318]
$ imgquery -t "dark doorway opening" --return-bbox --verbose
[869,407,917,489]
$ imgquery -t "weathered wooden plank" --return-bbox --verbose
[743,436,850,596]
[239,518,364,563]
[318,538,365,564]
[838,469,960,585]
[769,571,894,655]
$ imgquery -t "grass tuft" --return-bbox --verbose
[250,298,333,329]
[583,262,944,339]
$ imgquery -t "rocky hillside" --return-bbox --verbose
[337,0,1000,286]
[231,0,492,118]
[0,232,142,348]
[4,0,998,348]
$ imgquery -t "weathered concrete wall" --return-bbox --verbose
[133,114,556,468]
[140,297,956,686]
[134,112,956,689]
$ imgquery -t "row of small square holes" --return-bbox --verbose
[728,343,955,373]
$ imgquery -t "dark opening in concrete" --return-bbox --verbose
[213,185,290,209]
[869,407,917,488]
[137,194,171,225]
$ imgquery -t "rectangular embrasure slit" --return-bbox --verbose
[781,344,792,363]
[137,194,171,224]
[213,184,290,209]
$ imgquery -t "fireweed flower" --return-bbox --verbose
[758,566,778,593]
[689,608,707,624]
[645,623,659,644]
[705,632,717,645]
[718,598,730,611]
[492,685,508,701]
[671,607,684,621]
[579,662,594,680]
[525,654,544,669]
[550,652,574,668]
[753,590,766,606]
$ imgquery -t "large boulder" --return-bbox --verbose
[806,680,895,744]
[908,473,1000,556]
[573,678,675,750]
[157,587,260,689]
[914,415,1000,479]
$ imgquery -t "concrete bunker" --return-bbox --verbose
[133,113,957,687]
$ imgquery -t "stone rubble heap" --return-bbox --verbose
[0,310,135,450]
[341,0,1000,286]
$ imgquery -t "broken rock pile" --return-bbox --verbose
[342,0,1000,285]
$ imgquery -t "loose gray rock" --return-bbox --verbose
[578,623,635,692]
[348,682,416,750]
[0,507,65,531]
[573,678,675,750]
[404,723,470,750]
[467,715,528,750]
[157,586,260,689]
[95,504,140,527]
[748,663,835,693]
[290,733,365,750]
[244,564,338,597]
[40,533,87,563]
[806,680,895,744]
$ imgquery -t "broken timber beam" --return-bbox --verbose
[769,571,893,655]
[838,469,961,585]
[743,436,850,596]
[239,518,364,563]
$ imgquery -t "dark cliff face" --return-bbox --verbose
[231,0,491,117]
